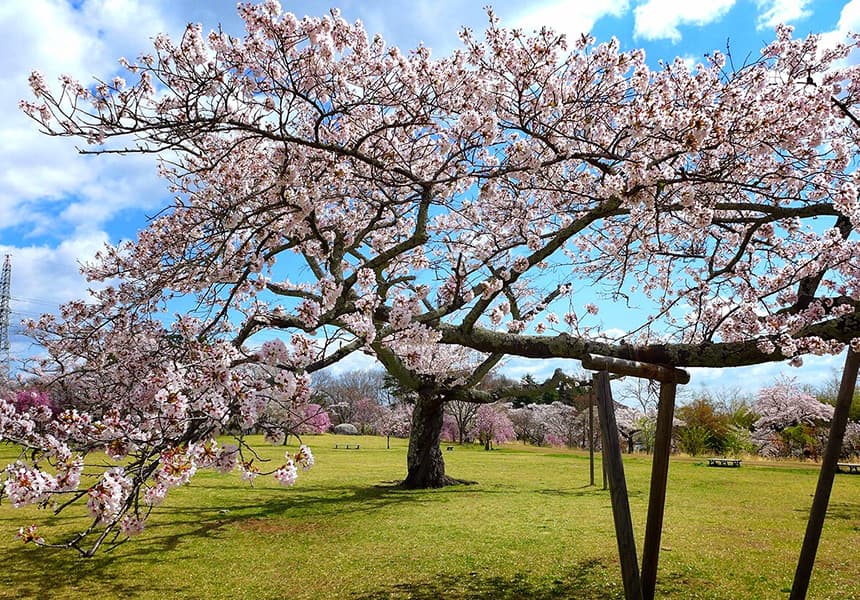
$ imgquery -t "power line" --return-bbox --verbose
[10,295,62,307]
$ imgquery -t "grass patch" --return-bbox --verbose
[1,435,859,598]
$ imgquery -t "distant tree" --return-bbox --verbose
[636,414,658,454]
[313,369,386,429]
[507,404,547,446]
[376,403,413,448]
[622,379,660,414]
[694,387,758,456]
[615,405,644,453]
[299,404,332,434]
[473,404,516,450]
[441,413,459,444]
[507,372,589,408]
[815,369,860,422]
[261,401,331,444]
[538,402,581,448]
[445,400,479,445]
[676,397,731,456]
[677,425,712,457]
[10,389,57,415]
[753,378,834,459]
[843,422,860,458]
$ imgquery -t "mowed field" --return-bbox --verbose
[1,435,859,599]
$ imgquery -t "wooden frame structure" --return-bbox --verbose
[583,349,860,600]
[583,354,689,600]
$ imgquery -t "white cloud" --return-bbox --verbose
[817,0,860,65]
[820,0,860,42]
[500,356,585,381]
[512,0,630,40]
[688,352,844,393]
[3,233,109,311]
[755,0,812,31]
[0,0,174,240]
[2,231,112,366]
[325,350,381,376]
[633,0,736,43]
[834,0,860,31]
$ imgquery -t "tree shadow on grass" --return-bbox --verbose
[791,500,860,520]
[351,559,623,600]
[0,546,157,599]
[130,480,437,548]
[1,481,439,598]
[825,501,860,520]
[535,485,611,498]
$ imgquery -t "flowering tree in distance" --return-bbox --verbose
[376,402,413,449]
[11,0,860,553]
[753,378,835,457]
[473,403,516,450]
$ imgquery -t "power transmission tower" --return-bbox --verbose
[0,255,10,379]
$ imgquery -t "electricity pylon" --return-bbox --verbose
[0,255,10,379]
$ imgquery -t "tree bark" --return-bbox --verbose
[403,390,456,488]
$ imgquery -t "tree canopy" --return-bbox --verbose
[7,2,860,552]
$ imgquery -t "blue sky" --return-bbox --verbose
[1,0,858,397]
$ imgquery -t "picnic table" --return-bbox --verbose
[707,457,741,468]
[837,462,860,474]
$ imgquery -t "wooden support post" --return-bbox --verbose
[594,371,644,600]
[791,348,860,599]
[640,381,677,600]
[589,390,595,487]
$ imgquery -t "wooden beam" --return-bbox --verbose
[640,381,678,600]
[594,371,644,600]
[791,348,860,599]
[582,354,690,384]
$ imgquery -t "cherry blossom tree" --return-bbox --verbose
[755,378,835,431]
[753,377,834,457]
[615,405,644,453]
[8,389,57,415]
[261,401,331,443]
[842,422,860,458]
[507,403,547,446]
[13,0,860,553]
[2,313,315,555]
[535,402,582,448]
[376,402,413,449]
[473,403,516,450]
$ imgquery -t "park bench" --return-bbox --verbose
[446,446,454,451]
[334,443,360,450]
[837,462,860,474]
[707,457,741,468]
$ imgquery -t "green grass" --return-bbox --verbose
[1,435,859,599]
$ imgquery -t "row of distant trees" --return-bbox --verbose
[302,368,860,460]
[6,367,856,460]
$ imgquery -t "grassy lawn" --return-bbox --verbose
[1,435,859,599]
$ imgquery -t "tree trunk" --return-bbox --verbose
[403,390,456,488]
